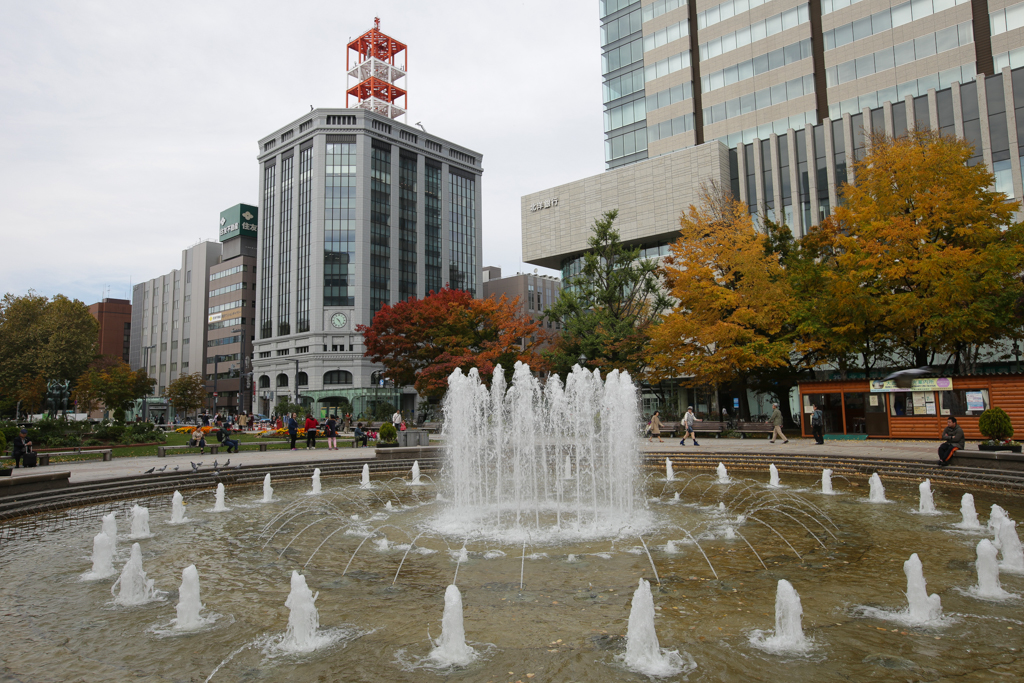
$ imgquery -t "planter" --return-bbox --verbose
[978,443,1022,453]
[0,468,12,476]
[376,442,399,448]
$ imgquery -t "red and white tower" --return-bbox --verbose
[346,18,408,120]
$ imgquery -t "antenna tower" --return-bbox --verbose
[346,17,408,120]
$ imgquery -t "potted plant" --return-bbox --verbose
[977,407,1021,453]
[377,422,399,448]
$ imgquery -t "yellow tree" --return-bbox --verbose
[821,130,1024,371]
[647,187,795,406]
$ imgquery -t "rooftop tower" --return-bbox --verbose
[346,17,408,120]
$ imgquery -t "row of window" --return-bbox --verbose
[210,264,247,281]
[698,0,772,31]
[647,112,695,143]
[702,39,812,94]
[646,81,693,115]
[207,335,241,347]
[603,37,643,75]
[704,75,815,126]
[605,97,647,132]
[824,0,967,52]
[715,109,817,151]
[605,127,649,161]
[991,0,1024,36]
[599,0,637,20]
[643,0,685,24]
[827,63,976,119]
[645,49,691,84]
[644,18,688,54]
[601,6,641,47]
[258,370,354,388]
[603,67,644,103]
[208,316,244,331]
[825,22,973,89]
[995,45,1024,72]
[209,281,247,298]
[821,0,867,16]
[208,299,247,314]
[700,4,809,63]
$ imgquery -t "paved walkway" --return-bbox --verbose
[3,436,958,485]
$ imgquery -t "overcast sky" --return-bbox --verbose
[0,0,605,305]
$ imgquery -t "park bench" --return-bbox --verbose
[653,421,728,438]
[156,441,292,457]
[5,449,112,466]
[734,421,776,437]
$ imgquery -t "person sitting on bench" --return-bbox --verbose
[353,422,369,448]
[216,420,239,454]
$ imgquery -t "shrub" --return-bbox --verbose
[978,407,1014,441]
[0,431,6,456]
[379,422,398,444]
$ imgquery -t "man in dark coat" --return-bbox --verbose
[942,417,966,450]
[11,428,31,468]
[287,412,299,451]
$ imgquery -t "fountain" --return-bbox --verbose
[868,473,887,503]
[972,539,1011,599]
[989,504,1008,537]
[213,483,228,512]
[768,464,780,488]
[994,518,1024,573]
[957,493,981,529]
[360,464,371,490]
[311,468,322,495]
[280,571,328,652]
[130,505,152,539]
[563,455,572,480]
[112,543,160,606]
[623,578,691,676]
[263,473,274,502]
[902,554,943,623]
[82,531,116,580]
[821,469,834,495]
[174,564,206,630]
[665,458,675,481]
[411,461,422,485]
[750,579,809,653]
[427,585,475,666]
[101,512,117,554]
[918,480,936,514]
[717,463,729,483]
[169,490,188,524]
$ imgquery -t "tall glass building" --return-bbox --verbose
[253,110,483,418]
[523,0,1023,274]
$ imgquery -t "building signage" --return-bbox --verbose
[218,203,259,242]
[529,198,559,212]
[869,377,953,392]
[208,313,223,323]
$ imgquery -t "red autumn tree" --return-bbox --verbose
[357,287,548,399]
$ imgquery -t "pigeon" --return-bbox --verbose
[234,463,243,469]
[223,459,230,467]
[190,461,197,470]
[173,465,180,471]
[144,467,156,474]
[212,459,219,469]
[157,465,167,472]
[195,462,204,468]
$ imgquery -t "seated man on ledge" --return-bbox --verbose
[353,422,369,448]
[942,417,965,450]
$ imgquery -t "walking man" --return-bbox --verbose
[769,403,788,444]
[680,406,701,446]
[810,404,825,444]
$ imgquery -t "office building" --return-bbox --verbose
[481,266,563,339]
[129,240,223,421]
[523,0,1024,278]
[205,204,259,416]
[87,298,132,364]
[252,20,484,419]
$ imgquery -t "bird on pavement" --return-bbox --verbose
[173,465,180,471]
[144,467,156,474]
[190,461,197,470]
[234,463,243,469]
[223,459,230,467]
[212,459,218,469]
[157,465,167,472]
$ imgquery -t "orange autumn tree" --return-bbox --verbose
[814,130,1024,371]
[647,186,795,390]
[357,286,547,399]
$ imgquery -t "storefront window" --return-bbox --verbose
[940,389,989,417]
[889,391,938,416]
[802,392,842,433]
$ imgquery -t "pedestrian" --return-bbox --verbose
[305,413,319,449]
[343,412,352,433]
[941,416,965,450]
[288,412,299,450]
[191,426,206,455]
[325,414,338,450]
[353,422,368,448]
[11,428,30,468]
[238,412,247,431]
[648,410,663,443]
[769,403,788,444]
[392,409,402,430]
[810,404,825,444]
[680,406,701,446]
[217,420,239,454]
[276,415,284,431]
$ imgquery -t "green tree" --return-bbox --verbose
[544,210,671,379]
[76,360,154,421]
[274,397,305,418]
[164,373,208,419]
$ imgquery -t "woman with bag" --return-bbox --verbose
[324,414,338,451]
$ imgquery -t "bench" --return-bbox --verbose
[157,440,296,456]
[734,421,776,437]
[654,421,728,438]
[12,449,113,466]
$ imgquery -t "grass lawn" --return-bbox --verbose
[1,431,376,466]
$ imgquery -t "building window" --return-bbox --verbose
[299,119,312,132]
[327,115,356,125]
[210,265,246,281]
[263,139,276,152]
[400,129,418,143]
[448,171,477,296]
[940,389,990,417]
[325,139,356,307]
[372,119,392,134]
[281,129,294,142]
[276,349,290,356]
[259,351,271,358]
[277,373,289,387]
[296,346,309,353]
[371,140,392,317]
[296,145,313,333]
[296,372,308,386]
[259,375,270,388]
[278,155,294,336]
[399,152,418,301]
[425,160,443,295]
[424,139,442,153]
[448,148,477,165]
[324,370,353,385]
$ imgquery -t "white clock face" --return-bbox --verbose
[331,313,348,329]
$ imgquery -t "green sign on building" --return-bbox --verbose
[218,204,259,242]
